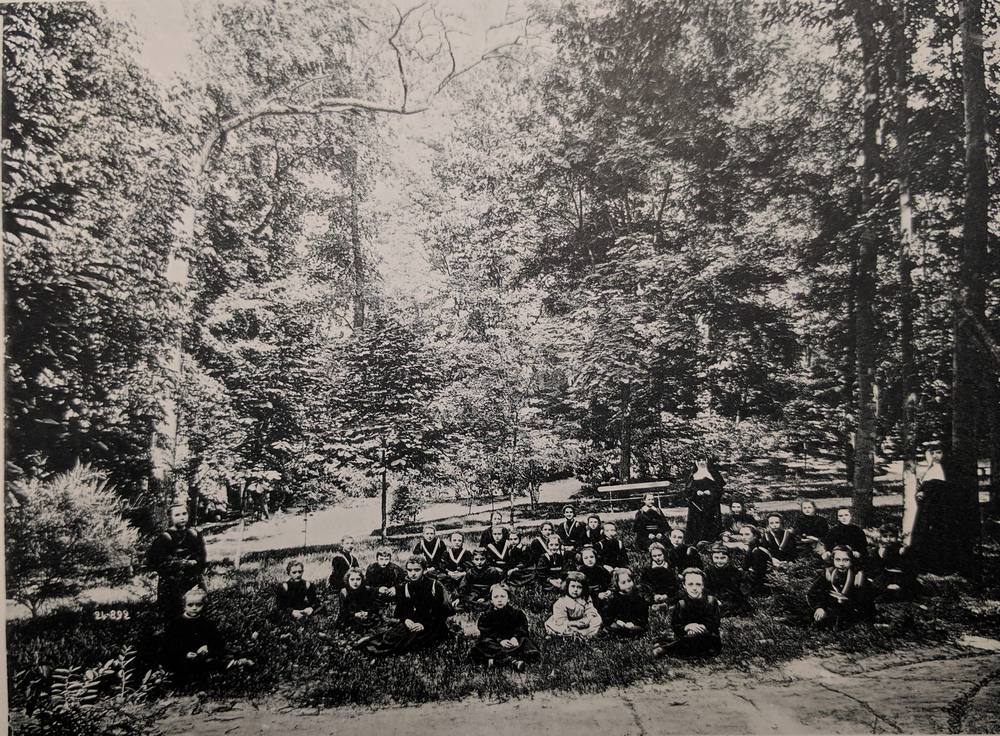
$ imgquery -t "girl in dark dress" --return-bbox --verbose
[412,526,447,577]
[356,556,453,656]
[460,548,504,611]
[440,531,471,593]
[704,543,747,617]
[469,584,540,670]
[738,525,772,595]
[634,493,669,551]
[871,526,921,602]
[483,525,512,571]
[721,500,758,545]
[577,545,613,611]
[505,529,536,587]
[793,499,829,558]
[666,527,702,570]
[329,537,362,588]
[604,568,649,637]
[534,534,567,592]
[528,523,554,564]
[808,546,875,628]
[478,511,510,549]
[337,569,381,636]
[275,560,322,622]
[684,458,724,545]
[162,589,252,683]
[642,542,679,607]
[653,568,722,658]
[596,521,630,570]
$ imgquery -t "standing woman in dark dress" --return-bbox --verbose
[684,457,724,546]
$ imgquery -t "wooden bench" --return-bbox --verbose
[597,480,675,511]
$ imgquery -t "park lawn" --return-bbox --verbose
[8,516,1000,711]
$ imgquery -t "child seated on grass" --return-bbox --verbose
[365,547,406,606]
[577,545,613,610]
[544,571,602,638]
[505,529,535,587]
[556,504,587,552]
[479,511,509,549]
[635,493,669,551]
[704,543,746,617]
[721,500,757,546]
[666,527,702,571]
[763,513,798,565]
[484,524,512,571]
[807,545,875,628]
[162,589,252,684]
[356,555,454,656]
[469,584,540,671]
[412,525,446,577]
[653,568,721,659]
[604,568,649,637]
[642,542,680,608]
[330,536,361,587]
[337,568,380,637]
[793,499,829,558]
[535,534,567,592]
[529,523,555,564]
[823,508,870,568]
[583,514,604,547]
[596,521,629,570]
[275,560,322,622]
[871,525,921,602]
[738,525,773,595]
[460,548,505,611]
[440,531,471,592]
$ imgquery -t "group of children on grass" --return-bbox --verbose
[254,495,918,672]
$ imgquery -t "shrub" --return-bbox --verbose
[11,646,166,736]
[5,464,139,616]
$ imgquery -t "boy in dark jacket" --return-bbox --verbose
[653,568,721,658]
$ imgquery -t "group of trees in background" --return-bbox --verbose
[4,0,997,550]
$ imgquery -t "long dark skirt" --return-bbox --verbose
[468,636,540,664]
[356,622,450,656]
[654,633,721,657]
[604,622,646,638]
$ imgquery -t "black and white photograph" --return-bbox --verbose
[4,0,1000,733]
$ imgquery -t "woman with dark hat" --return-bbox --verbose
[684,456,725,545]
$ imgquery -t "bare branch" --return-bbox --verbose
[388,1,429,112]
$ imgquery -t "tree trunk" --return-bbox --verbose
[851,0,882,527]
[894,0,920,542]
[380,439,389,542]
[950,0,988,572]
[619,382,632,482]
[349,150,366,329]
[989,383,1000,515]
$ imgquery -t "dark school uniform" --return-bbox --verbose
[439,548,471,592]
[666,542,702,571]
[412,538,447,573]
[469,605,540,665]
[357,577,452,656]
[556,519,587,551]
[741,541,772,594]
[604,590,650,636]
[330,550,361,587]
[596,538,630,570]
[655,594,722,657]
[479,526,510,550]
[365,562,406,601]
[483,536,512,571]
[634,506,670,550]
[460,564,505,610]
[794,513,830,556]
[763,528,798,562]
[684,476,724,544]
[807,567,875,627]
[528,536,550,565]
[642,563,680,604]
[147,526,207,619]
[505,545,535,587]
[578,562,613,605]
[704,564,747,617]
[161,614,226,681]
[722,512,758,540]
[824,523,870,567]
[871,543,921,601]
[337,584,381,633]
[583,527,605,548]
[275,579,322,618]
[534,550,567,589]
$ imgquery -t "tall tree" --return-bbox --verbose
[950,0,989,572]
[851,0,883,526]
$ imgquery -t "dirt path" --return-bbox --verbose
[160,640,1000,735]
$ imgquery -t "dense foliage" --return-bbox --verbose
[3,0,997,532]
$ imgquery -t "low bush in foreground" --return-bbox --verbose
[7,518,1000,717]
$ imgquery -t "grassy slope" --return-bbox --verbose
[8,514,1000,709]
